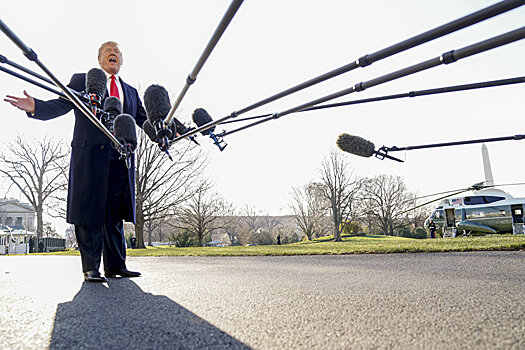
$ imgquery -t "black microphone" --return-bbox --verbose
[86,68,107,113]
[336,133,403,162]
[142,120,157,142]
[170,119,200,146]
[144,84,173,151]
[142,119,200,148]
[102,96,122,134]
[192,108,227,151]
[114,113,137,168]
[192,108,215,134]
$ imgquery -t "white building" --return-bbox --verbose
[0,198,35,231]
[0,198,36,255]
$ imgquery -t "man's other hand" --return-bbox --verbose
[4,90,35,113]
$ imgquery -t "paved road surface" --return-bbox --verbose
[1,251,524,349]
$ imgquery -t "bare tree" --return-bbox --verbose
[261,214,280,237]
[46,156,69,227]
[215,204,243,245]
[174,186,230,246]
[0,202,6,228]
[289,182,327,240]
[319,150,362,241]
[143,217,171,245]
[0,135,69,241]
[405,192,432,229]
[361,174,412,235]
[241,206,261,231]
[134,131,208,248]
[153,222,169,243]
[144,219,162,246]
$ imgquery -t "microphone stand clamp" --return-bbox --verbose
[209,130,227,152]
[374,146,404,163]
[117,142,134,169]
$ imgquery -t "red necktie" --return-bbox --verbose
[110,75,120,99]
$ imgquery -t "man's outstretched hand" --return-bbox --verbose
[4,90,35,113]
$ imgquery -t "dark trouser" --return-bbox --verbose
[74,154,129,273]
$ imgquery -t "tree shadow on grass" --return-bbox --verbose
[49,279,250,349]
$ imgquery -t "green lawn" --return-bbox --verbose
[46,234,525,257]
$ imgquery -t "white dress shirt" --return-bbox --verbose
[103,70,124,105]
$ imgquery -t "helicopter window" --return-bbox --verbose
[463,196,505,205]
[430,209,443,219]
[483,196,505,204]
[463,196,485,205]
[465,206,509,219]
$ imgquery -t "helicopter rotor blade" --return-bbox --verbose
[480,182,525,189]
[410,187,472,201]
[398,189,471,216]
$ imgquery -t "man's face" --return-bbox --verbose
[98,43,123,75]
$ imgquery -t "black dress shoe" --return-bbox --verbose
[105,268,141,278]
[84,270,107,283]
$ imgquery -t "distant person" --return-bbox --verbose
[428,219,436,239]
[29,236,35,253]
[277,234,281,245]
[38,240,44,253]
[130,235,137,249]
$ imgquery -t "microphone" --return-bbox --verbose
[192,108,227,151]
[336,133,403,162]
[142,120,157,142]
[170,119,200,146]
[144,84,173,151]
[142,119,200,148]
[114,113,137,168]
[102,96,122,134]
[336,134,375,158]
[85,68,107,113]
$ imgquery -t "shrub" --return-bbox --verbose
[341,221,362,235]
[248,229,274,245]
[171,229,199,247]
[396,227,428,239]
[288,232,299,243]
[412,227,428,239]
[397,227,412,238]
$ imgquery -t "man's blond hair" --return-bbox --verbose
[98,41,120,59]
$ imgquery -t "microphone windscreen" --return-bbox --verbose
[142,120,157,142]
[114,114,137,150]
[144,84,171,124]
[103,96,122,115]
[192,108,215,134]
[336,133,375,158]
[86,68,107,97]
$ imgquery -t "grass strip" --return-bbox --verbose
[40,234,525,257]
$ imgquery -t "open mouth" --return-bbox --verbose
[109,57,117,63]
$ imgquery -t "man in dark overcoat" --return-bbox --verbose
[5,41,145,282]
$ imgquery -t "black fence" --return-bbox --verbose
[40,237,66,252]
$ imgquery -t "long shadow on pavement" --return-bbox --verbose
[49,278,250,349]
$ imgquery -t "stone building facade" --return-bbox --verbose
[0,198,36,231]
